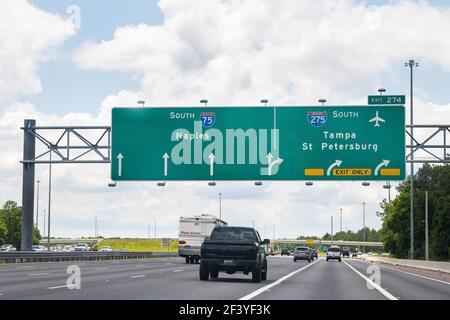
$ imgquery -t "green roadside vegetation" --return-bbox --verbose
[95,238,178,252]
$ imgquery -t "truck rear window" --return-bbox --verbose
[210,228,256,241]
[328,248,341,252]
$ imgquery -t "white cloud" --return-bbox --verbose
[0,0,75,108]
[1,0,449,239]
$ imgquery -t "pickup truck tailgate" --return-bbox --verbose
[202,240,257,259]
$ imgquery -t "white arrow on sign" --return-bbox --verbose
[374,159,390,176]
[267,152,284,176]
[117,153,124,177]
[327,160,342,176]
[208,153,215,176]
[162,153,169,176]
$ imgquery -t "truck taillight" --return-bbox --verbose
[179,240,186,245]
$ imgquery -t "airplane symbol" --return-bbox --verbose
[369,111,385,127]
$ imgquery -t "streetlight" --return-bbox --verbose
[200,99,208,107]
[331,216,334,244]
[362,202,366,253]
[260,99,268,106]
[157,181,166,187]
[378,88,386,95]
[305,181,313,186]
[108,181,117,187]
[318,99,326,106]
[47,150,52,250]
[405,59,418,260]
[43,209,46,238]
[35,180,40,228]
[208,181,216,186]
[137,100,145,107]
[383,181,391,202]
[218,192,222,221]
[362,181,370,187]
[254,181,263,186]
[340,208,343,233]
[95,216,98,238]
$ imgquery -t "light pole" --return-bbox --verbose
[43,209,46,238]
[260,99,268,106]
[405,59,418,260]
[318,99,326,106]
[154,220,156,239]
[47,151,52,250]
[252,220,255,229]
[35,180,40,228]
[383,181,391,202]
[95,216,98,238]
[331,216,334,244]
[137,100,145,107]
[340,208,343,233]
[148,224,151,239]
[425,191,429,261]
[378,88,386,95]
[362,202,366,253]
[200,99,208,107]
[218,192,222,221]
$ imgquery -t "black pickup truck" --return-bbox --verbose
[199,226,269,283]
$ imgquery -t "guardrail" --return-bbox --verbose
[0,251,178,264]
[363,255,450,274]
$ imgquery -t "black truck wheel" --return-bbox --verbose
[210,271,219,279]
[261,261,268,281]
[199,262,209,281]
[252,265,262,283]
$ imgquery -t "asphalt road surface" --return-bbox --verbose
[0,256,448,300]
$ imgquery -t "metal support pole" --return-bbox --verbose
[36,180,40,228]
[425,191,429,261]
[219,192,222,221]
[363,202,366,253]
[331,216,334,244]
[21,119,36,251]
[340,208,343,233]
[47,151,52,250]
[154,220,156,239]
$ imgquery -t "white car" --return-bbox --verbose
[0,244,17,252]
[74,243,90,251]
[100,246,112,252]
[32,245,46,252]
[326,246,342,262]
[63,245,75,252]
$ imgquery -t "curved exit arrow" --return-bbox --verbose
[374,159,390,176]
[327,160,342,176]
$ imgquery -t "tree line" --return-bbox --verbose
[0,200,41,249]
[378,164,450,261]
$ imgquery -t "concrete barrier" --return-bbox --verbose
[362,256,450,274]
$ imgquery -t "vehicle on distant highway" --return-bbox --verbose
[62,245,75,252]
[0,244,17,252]
[74,243,90,251]
[281,248,291,256]
[352,251,362,258]
[32,245,46,252]
[199,226,269,283]
[293,247,312,262]
[342,246,350,258]
[178,214,227,264]
[311,248,318,259]
[100,246,112,252]
[326,246,342,262]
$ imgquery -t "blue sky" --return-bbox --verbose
[22,0,450,116]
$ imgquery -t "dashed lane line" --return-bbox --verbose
[28,273,50,276]
[239,258,321,300]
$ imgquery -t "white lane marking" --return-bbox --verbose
[47,284,77,290]
[239,258,321,300]
[16,266,35,269]
[129,275,147,279]
[28,273,50,276]
[0,293,3,296]
[173,269,183,273]
[94,267,109,271]
[343,260,398,300]
[353,259,450,286]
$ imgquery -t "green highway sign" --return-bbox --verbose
[368,95,405,105]
[111,106,405,181]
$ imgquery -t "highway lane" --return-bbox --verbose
[0,256,448,299]
[345,259,450,300]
